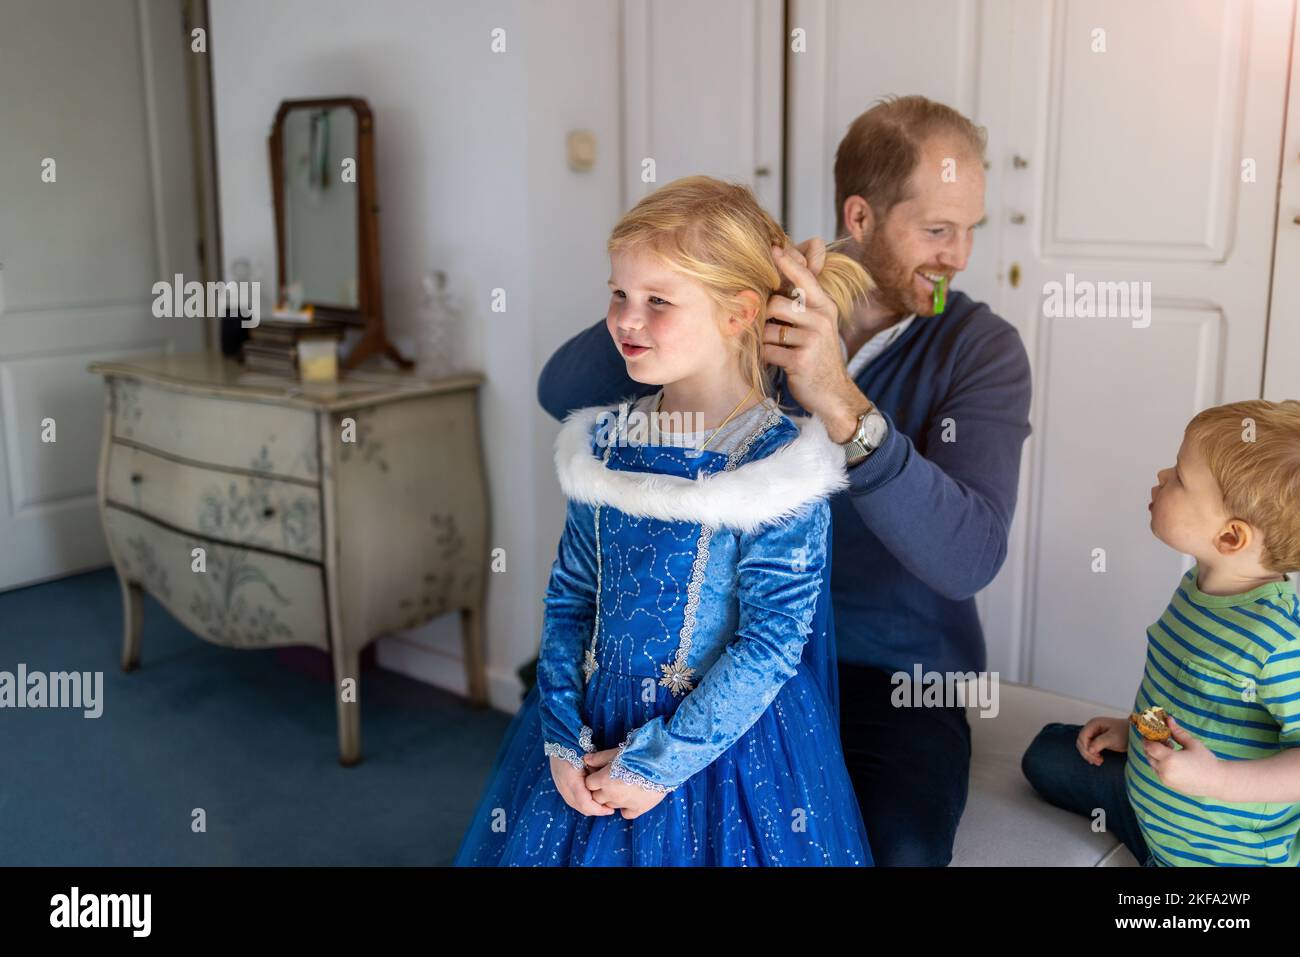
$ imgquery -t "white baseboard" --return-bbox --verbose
[374,613,527,715]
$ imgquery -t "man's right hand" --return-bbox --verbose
[789,236,828,276]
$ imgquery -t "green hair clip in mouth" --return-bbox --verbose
[932,275,948,313]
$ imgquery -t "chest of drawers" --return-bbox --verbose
[88,353,490,765]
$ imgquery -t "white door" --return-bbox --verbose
[0,0,206,591]
[994,0,1293,707]
[1264,14,1300,405]
[620,0,785,213]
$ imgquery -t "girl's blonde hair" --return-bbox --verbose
[607,176,875,408]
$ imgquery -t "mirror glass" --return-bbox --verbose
[279,105,359,309]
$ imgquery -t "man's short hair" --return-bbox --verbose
[833,95,988,235]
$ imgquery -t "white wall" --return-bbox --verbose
[209,0,625,710]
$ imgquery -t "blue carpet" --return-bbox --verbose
[0,567,514,865]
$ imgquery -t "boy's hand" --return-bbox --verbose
[581,748,669,819]
[549,755,616,817]
[1143,715,1229,798]
[1076,715,1129,765]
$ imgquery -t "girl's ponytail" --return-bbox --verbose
[794,247,875,333]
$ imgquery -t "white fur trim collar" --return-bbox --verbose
[554,404,849,533]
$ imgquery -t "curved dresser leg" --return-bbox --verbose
[460,604,488,707]
[120,579,143,672]
[334,647,362,767]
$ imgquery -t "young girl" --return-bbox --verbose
[454,176,875,866]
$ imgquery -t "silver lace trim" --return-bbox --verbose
[661,406,783,696]
[582,442,616,684]
[609,732,677,793]
[585,407,783,698]
[543,741,585,770]
[545,723,596,770]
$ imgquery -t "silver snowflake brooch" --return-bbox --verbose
[659,660,696,696]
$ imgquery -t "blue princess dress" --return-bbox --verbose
[453,396,872,866]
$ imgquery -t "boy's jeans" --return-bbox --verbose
[1022,722,1158,866]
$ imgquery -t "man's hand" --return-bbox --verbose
[1143,715,1230,799]
[1076,715,1129,765]
[581,748,669,819]
[762,239,872,443]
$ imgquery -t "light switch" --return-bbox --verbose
[567,130,596,172]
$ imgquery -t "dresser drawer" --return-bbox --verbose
[110,376,320,482]
[103,506,328,652]
[106,442,322,562]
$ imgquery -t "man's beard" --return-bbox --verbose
[857,228,928,317]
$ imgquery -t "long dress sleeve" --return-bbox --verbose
[537,499,599,770]
[608,499,832,792]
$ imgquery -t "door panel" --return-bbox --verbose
[1003,0,1291,707]
[0,0,206,590]
[621,0,785,213]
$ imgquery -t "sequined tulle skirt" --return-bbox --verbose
[452,665,873,866]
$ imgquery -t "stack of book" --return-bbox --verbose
[241,308,346,375]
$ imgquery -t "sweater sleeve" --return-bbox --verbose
[537,318,658,422]
[845,321,1032,600]
[607,500,831,792]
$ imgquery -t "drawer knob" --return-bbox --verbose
[130,473,143,484]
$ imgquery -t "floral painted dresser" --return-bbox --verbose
[87,353,489,765]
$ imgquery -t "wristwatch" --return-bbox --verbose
[841,404,888,467]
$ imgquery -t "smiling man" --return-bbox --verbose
[537,95,1032,865]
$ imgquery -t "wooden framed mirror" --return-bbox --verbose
[268,96,410,368]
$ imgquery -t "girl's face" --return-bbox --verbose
[606,246,734,385]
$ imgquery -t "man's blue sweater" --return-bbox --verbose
[536,290,1033,677]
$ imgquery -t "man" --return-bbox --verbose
[536,95,1032,865]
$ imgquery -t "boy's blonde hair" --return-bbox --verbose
[608,175,875,407]
[1186,399,1300,573]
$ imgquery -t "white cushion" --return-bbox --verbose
[951,681,1140,866]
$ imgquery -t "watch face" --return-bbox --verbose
[862,412,887,447]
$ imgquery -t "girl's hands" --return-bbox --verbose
[549,755,616,817]
[581,748,669,819]
[1076,715,1130,765]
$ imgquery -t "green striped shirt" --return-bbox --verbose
[1125,566,1300,865]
